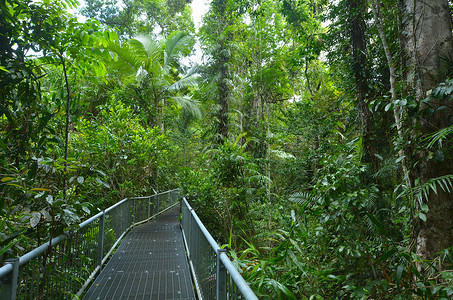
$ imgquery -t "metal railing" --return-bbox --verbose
[0,189,180,300]
[181,197,258,300]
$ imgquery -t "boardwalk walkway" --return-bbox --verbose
[83,206,196,300]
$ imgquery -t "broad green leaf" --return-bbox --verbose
[7,183,23,188]
[40,209,51,220]
[30,188,51,192]
[0,237,25,256]
[46,195,54,205]
[30,212,41,228]
[420,203,429,212]
[96,178,110,188]
[82,206,90,214]
[396,265,404,283]
[1,177,15,182]
[419,212,427,222]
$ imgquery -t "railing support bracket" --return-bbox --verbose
[0,258,19,300]
[216,248,228,300]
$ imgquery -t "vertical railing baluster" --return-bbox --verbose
[181,196,258,300]
[147,196,150,219]
[156,193,160,214]
[132,198,136,224]
[0,190,184,300]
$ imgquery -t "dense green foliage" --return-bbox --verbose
[1,0,453,298]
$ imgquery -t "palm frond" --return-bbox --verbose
[133,35,162,72]
[426,124,453,149]
[106,39,146,74]
[129,36,163,77]
[134,35,160,58]
[399,174,453,207]
[164,32,194,67]
[288,191,320,205]
[170,96,202,119]
[135,66,148,84]
[270,149,296,160]
[167,66,199,91]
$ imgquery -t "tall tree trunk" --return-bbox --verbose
[371,0,411,186]
[211,0,230,144]
[218,38,229,143]
[349,0,378,171]
[402,0,453,260]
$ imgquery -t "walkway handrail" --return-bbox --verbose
[181,197,259,300]
[0,189,180,300]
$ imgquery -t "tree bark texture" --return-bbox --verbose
[402,0,453,260]
[212,0,230,144]
[218,39,230,143]
[349,0,378,171]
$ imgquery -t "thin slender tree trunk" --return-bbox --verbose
[349,0,378,171]
[402,0,453,260]
[218,39,229,143]
[61,54,70,202]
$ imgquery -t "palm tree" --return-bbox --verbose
[106,31,201,130]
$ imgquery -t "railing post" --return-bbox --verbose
[123,201,128,229]
[97,210,105,269]
[132,198,136,224]
[217,249,227,300]
[147,196,150,219]
[0,258,19,300]
[156,193,160,214]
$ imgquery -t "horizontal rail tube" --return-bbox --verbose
[0,264,13,278]
[181,196,259,300]
[18,233,67,267]
[0,189,180,299]
[104,197,129,214]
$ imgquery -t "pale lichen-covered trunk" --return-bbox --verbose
[371,0,411,184]
[402,0,453,260]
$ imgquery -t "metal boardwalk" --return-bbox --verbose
[83,206,196,300]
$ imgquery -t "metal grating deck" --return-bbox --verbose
[83,206,196,300]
